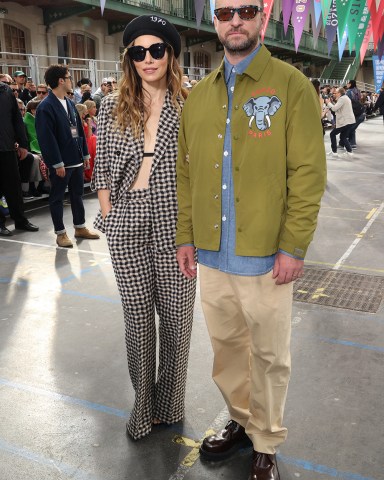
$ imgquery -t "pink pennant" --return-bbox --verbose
[282,0,295,34]
[261,0,275,41]
[291,0,311,51]
[100,0,106,15]
[360,19,373,63]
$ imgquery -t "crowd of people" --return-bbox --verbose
[311,78,384,158]
[0,9,383,479]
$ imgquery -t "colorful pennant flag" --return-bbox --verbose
[194,0,205,28]
[282,0,295,34]
[358,18,372,63]
[100,0,106,15]
[314,0,323,24]
[337,25,349,60]
[291,0,312,51]
[261,0,275,41]
[321,0,333,26]
[336,0,353,42]
[346,0,368,53]
[325,0,338,54]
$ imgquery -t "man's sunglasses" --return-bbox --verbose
[37,90,47,94]
[67,91,74,95]
[127,43,168,62]
[214,5,264,21]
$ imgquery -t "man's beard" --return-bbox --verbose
[218,30,259,55]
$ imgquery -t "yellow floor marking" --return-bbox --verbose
[297,289,308,294]
[173,429,216,468]
[366,208,377,220]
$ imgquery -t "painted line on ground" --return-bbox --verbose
[294,333,384,353]
[333,202,384,270]
[278,453,377,480]
[0,437,106,480]
[366,207,377,220]
[0,237,109,256]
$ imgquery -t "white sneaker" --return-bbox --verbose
[344,151,354,157]
[327,151,339,157]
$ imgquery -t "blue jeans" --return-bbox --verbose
[49,166,85,233]
[330,124,354,153]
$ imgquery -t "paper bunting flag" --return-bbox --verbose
[347,0,369,53]
[314,0,323,25]
[282,0,295,34]
[100,0,106,15]
[370,0,384,48]
[325,0,338,55]
[337,25,349,60]
[209,0,215,21]
[336,0,353,41]
[355,9,371,58]
[321,0,333,26]
[358,18,372,63]
[291,0,311,51]
[194,0,205,29]
[378,36,384,60]
[261,0,275,42]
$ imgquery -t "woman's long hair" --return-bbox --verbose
[113,43,188,138]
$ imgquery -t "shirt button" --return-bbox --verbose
[214,163,220,169]
[222,215,227,221]
[222,184,227,190]
[230,86,235,93]
[214,224,219,230]
[223,151,228,157]
[226,118,230,124]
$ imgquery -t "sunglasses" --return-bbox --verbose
[128,43,167,62]
[67,91,74,95]
[37,90,47,94]
[1,81,11,85]
[214,5,264,21]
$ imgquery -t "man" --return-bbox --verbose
[35,64,99,248]
[93,78,113,113]
[176,2,326,479]
[0,78,39,235]
[13,70,27,96]
[19,77,37,104]
[342,79,365,149]
[35,83,48,100]
[325,87,355,157]
[73,77,92,104]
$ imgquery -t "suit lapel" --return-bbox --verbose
[150,90,180,174]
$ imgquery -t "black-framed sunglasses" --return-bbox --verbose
[214,5,264,21]
[37,90,47,94]
[127,42,168,62]
[67,91,74,95]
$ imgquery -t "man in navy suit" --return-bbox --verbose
[35,65,99,248]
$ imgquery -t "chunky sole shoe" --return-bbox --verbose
[199,435,253,461]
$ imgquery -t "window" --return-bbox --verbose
[194,51,210,70]
[0,22,26,60]
[57,33,96,64]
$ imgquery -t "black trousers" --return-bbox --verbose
[0,151,27,225]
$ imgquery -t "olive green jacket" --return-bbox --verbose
[176,45,326,258]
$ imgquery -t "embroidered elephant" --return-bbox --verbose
[243,95,282,131]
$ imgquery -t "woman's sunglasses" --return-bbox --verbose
[127,42,167,62]
[214,5,263,21]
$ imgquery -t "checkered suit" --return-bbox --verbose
[92,91,196,439]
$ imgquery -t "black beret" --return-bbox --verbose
[123,15,181,58]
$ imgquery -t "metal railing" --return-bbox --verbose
[0,51,211,86]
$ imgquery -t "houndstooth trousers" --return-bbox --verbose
[104,188,196,440]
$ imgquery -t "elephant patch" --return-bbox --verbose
[243,95,282,131]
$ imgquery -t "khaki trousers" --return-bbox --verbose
[199,264,293,454]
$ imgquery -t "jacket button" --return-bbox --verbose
[214,163,219,169]
[214,194,219,199]
[214,224,219,229]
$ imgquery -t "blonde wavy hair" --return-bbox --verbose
[113,43,188,138]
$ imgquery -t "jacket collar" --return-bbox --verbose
[212,44,271,84]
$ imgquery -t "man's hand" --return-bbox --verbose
[55,166,66,178]
[176,246,197,279]
[17,147,28,160]
[272,252,304,285]
[84,159,90,170]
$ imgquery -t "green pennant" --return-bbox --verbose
[336,0,353,39]
[347,0,369,52]
[352,4,371,53]
[321,0,333,25]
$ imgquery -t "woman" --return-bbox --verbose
[91,15,196,440]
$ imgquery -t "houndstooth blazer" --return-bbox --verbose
[91,90,183,251]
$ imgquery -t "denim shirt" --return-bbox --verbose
[198,45,276,276]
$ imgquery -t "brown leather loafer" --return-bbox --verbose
[248,450,280,480]
[74,227,100,239]
[199,419,252,461]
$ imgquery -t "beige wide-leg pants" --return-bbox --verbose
[199,264,293,454]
